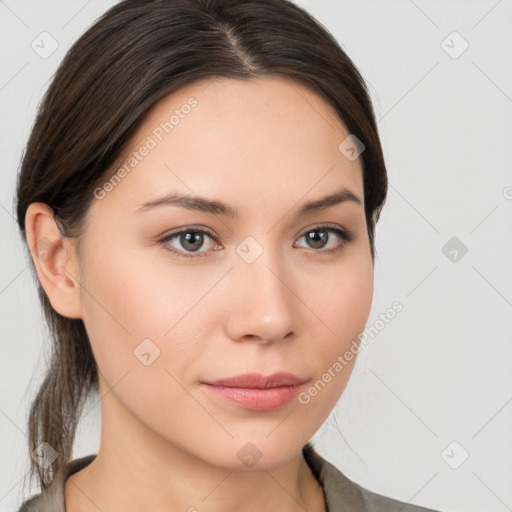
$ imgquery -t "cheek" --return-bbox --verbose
[305,245,374,343]
[78,240,220,386]
[77,242,178,381]
[298,250,373,409]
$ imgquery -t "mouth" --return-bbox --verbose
[200,372,308,411]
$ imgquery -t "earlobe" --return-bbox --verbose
[25,202,83,319]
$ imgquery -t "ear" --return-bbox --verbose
[24,202,83,319]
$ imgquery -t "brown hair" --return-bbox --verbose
[15,0,387,492]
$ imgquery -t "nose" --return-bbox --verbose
[224,246,300,345]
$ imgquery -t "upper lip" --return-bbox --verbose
[203,372,307,388]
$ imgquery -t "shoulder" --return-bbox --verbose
[302,446,441,512]
[15,455,96,512]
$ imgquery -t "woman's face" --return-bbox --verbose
[74,76,373,468]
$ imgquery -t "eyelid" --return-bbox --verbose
[297,222,352,239]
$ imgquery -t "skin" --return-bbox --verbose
[25,75,374,512]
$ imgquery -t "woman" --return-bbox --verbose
[15,0,440,511]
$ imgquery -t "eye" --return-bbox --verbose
[158,224,353,259]
[294,225,353,254]
[159,227,218,258]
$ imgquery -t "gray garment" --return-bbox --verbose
[17,447,440,512]
[303,446,440,512]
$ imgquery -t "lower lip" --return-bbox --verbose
[201,383,303,411]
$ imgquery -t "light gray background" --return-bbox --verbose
[1,1,511,511]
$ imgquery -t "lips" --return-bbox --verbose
[200,372,308,411]
[203,372,307,388]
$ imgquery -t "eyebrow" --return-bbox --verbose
[133,186,362,218]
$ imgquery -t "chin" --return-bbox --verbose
[204,435,309,471]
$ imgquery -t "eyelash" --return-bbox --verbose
[158,224,354,259]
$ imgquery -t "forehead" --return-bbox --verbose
[93,76,364,218]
